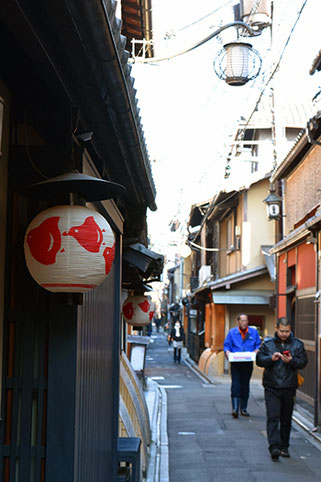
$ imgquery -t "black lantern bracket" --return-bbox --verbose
[23,171,126,204]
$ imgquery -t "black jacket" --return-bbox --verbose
[256,332,308,389]
[171,323,184,342]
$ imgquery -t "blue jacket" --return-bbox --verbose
[224,326,261,353]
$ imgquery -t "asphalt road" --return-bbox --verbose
[145,332,321,482]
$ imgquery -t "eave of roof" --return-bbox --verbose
[2,0,157,211]
[193,266,268,294]
[269,211,321,254]
[271,112,321,182]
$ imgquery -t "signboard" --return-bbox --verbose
[130,345,146,372]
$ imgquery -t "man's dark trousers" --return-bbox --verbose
[231,361,253,408]
[264,386,296,451]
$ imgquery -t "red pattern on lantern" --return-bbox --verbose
[63,216,103,253]
[122,295,154,326]
[123,301,134,320]
[138,299,151,313]
[103,243,115,275]
[26,216,61,265]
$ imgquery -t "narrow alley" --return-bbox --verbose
[145,332,321,482]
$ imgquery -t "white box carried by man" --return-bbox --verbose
[228,351,257,362]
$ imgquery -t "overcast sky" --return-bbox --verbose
[131,0,321,260]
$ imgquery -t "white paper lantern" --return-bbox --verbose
[24,205,115,293]
[122,295,154,327]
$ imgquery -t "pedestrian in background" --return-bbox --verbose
[171,318,184,364]
[256,316,308,460]
[224,313,261,418]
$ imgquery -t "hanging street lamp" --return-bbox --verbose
[213,42,262,86]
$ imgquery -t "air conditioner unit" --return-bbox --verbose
[198,265,212,285]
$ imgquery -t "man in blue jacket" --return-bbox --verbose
[224,313,261,418]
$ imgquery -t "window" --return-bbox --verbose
[251,161,258,173]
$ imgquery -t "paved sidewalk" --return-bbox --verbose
[144,333,321,482]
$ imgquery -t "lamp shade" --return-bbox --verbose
[225,43,251,85]
[122,295,154,327]
[214,42,261,86]
[24,205,115,293]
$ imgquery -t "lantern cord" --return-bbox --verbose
[24,112,49,180]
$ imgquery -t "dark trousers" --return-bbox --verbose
[230,362,253,406]
[174,348,181,362]
[264,386,296,450]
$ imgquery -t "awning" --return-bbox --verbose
[123,243,164,279]
[212,290,273,305]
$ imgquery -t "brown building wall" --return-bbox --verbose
[285,146,321,233]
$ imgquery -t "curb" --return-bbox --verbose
[145,379,169,482]
[183,354,215,385]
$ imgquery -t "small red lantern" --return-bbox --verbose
[24,205,115,293]
[122,295,154,327]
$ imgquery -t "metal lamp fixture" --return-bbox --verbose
[214,42,262,86]
[263,186,282,221]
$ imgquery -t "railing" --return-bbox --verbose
[119,351,151,476]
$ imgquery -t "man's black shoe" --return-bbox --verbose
[231,409,238,418]
[241,409,250,416]
[280,448,290,457]
[270,448,281,460]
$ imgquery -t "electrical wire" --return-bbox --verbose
[172,0,236,35]
[188,240,231,252]
[236,0,309,141]
[224,0,309,177]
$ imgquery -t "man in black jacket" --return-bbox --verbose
[256,317,307,460]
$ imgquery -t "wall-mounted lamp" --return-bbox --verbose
[263,185,282,221]
[130,18,268,87]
